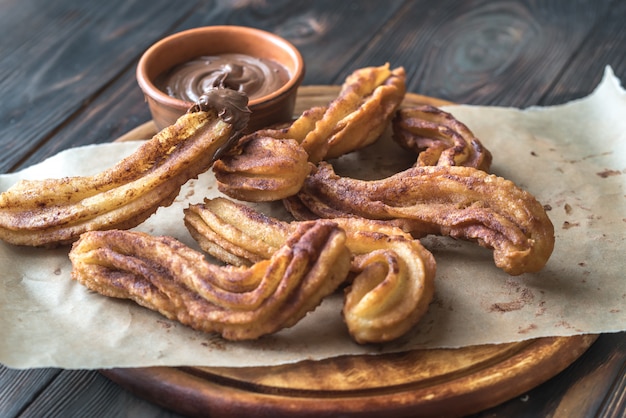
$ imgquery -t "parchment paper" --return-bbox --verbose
[1,67,624,369]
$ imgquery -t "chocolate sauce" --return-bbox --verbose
[156,53,290,102]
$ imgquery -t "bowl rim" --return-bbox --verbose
[136,25,305,111]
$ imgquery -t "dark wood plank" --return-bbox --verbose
[16,66,153,169]
[15,0,406,169]
[0,367,60,417]
[131,0,408,90]
[17,369,185,418]
[340,0,614,107]
[163,0,406,85]
[1,0,624,417]
[539,0,626,105]
[0,0,195,173]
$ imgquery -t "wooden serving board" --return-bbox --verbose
[102,86,598,418]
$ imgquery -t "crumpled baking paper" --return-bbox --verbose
[1,67,624,369]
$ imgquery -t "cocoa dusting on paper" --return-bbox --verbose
[535,301,547,317]
[201,335,227,351]
[156,319,173,330]
[564,203,573,215]
[518,324,537,334]
[562,221,580,229]
[596,169,622,178]
[490,301,524,313]
[178,179,197,201]
[555,321,584,333]
[489,283,535,313]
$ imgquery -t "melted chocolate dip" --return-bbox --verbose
[156,53,290,102]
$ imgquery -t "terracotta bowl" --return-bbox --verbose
[136,26,305,132]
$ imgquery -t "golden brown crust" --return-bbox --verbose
[69,220,351,341]
[301,65,406,162]
[185,197,291,266]
[213,136,313,202]
[184,197,436,344]
[343,231,436,343]
[392,105,493,171]
[285,162,554,276]
[212,64,407,202]
[0,110,239,247]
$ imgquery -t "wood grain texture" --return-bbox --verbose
[1,0,625,417]
[16,66,153,170]
[341,0,614,106]
[540,0,626,105]
[173,0,407,85]
[102,336,597,418]
[15,370,179,417]
[471,332,626,417]
[0,368,60,417]
[11,0,407,171]
[0,0,193,173]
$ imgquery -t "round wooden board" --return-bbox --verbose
[102,86,598,418]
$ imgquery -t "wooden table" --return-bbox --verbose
[1,0,624,416]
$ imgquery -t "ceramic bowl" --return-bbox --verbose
[136,26,305,132]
